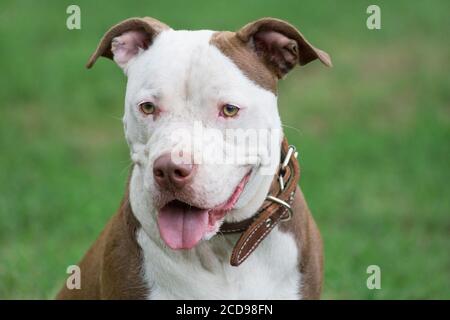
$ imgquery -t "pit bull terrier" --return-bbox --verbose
[56,16,331,300]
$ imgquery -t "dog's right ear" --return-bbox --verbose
[86,17,170,72]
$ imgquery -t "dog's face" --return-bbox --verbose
[88,17,330,250]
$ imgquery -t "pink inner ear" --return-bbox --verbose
[255,30,292,49]
[111,30,150,68]
[253,30,299,76]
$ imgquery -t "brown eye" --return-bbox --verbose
[139,101,156,115]
[222,104,240,117]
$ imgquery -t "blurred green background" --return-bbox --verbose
[0,0,449,299]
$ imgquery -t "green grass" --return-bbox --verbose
[0,0,449,299]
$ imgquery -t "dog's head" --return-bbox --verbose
[88,17,330,250]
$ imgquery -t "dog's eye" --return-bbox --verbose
[221,104,240,117]
[139,101,156,115]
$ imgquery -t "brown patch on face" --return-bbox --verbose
[210,31,278,94]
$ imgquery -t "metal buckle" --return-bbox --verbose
[281,145,296,169]
[266,195,293,222]
[278,176,285,191]
[278,145,296,191]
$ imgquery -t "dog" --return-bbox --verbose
[56,16,331,300]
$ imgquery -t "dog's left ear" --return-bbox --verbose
[236,18,332,78]
[86,17,170,71]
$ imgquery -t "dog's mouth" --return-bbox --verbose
[157,171,251,250]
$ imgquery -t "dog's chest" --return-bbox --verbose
[136,228,301,299]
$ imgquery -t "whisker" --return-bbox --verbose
[120,160,133,176]
[281,123,303,135]
[108,114,124,122]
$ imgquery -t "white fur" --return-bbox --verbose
[137,226,301,299]
[120,29,301,299]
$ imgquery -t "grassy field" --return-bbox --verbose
[0,0,448,299]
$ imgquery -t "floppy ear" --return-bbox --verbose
[236,18,332,78]
[86,17,170,71]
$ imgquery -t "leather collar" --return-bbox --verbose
[219,137,300,266]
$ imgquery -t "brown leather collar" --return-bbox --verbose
[219,137,300,266]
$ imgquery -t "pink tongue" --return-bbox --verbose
[157,201,209,249]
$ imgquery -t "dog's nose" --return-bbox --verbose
[153,153,195,190]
